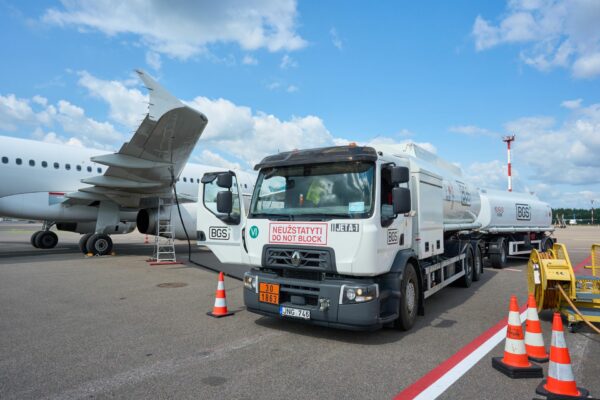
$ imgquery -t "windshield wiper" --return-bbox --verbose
[249,212,294,221]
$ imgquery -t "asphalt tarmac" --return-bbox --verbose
[0,223,598,400]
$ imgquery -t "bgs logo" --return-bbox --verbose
[494,206,504,217]
[387,229,399,245]
[515,204,531,221]
[209,226,230,240]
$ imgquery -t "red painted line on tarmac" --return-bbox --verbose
[393,256,591,400]
[573,255,591,273]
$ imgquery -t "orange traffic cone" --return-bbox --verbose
[492,295,543,378]
[144,234,149,244]
[525,294,549,363]
[535,313,589,399]
[207,272,234,318]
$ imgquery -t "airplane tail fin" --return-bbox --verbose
[135,69,183,121]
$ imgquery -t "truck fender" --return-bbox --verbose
[389,249,424,316]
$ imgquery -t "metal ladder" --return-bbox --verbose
[153,198,177,263]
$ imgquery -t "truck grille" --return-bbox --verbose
[264,247,333,269]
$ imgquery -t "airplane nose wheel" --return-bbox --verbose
[33,231,58,249]
[86,234,113,256]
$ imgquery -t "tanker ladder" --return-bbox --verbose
[150,197,179,265]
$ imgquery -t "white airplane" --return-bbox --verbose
[0,71,254,255]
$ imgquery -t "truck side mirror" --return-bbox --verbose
[216,191,233,214]
[391,166,409,184]
[217,173,233,189]
[392,187,411,214]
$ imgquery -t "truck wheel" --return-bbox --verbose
[490,238,507,269]
[541,236,553,252]
[472,244,482,282]
[395,263,418,331]
[461,246,474,288]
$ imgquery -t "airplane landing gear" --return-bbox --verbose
[86,234,113,256]
[78,233,94,254]
[31,221,58,249]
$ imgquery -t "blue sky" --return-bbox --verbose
[1,0,599,208]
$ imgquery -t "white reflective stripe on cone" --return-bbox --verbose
[548,361,576,382]
[527,308,540,321]
[551,331,567,348]
[217,281,225,290]
[214,298,227,307]
[508,311,521,325]
[505,337,527,354]
[525,332,545,346]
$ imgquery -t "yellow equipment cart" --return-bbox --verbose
[528,243,600,332]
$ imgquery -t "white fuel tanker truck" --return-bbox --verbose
[196,143,553,330]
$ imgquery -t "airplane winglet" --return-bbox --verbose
[136,69,184,121]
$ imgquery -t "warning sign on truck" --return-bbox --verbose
[269,222,328,245]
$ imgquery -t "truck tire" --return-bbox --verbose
[541,236,554,252]
[395,263,418,331]
[490,238,507,269]
[461,245,474,288]
[472,244,482,282]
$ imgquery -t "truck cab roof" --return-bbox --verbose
[254,145,378,170]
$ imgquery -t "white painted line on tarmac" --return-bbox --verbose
[411,311,527,400]
[504,268,523,272]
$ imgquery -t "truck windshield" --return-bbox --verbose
[249,162,374,220]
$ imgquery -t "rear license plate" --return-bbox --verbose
[280,306,311,320]
[259,282,279,305]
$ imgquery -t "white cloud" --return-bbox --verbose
[266,81,281,90]
[77,70,148,130]
[145,51,162,71]
[286,85,298,93]
[0,89,122,149]
[196,150,242,170]
[330,27,343,50]
[472,0,600,78]
[43,0,307,59]
[561,98,582,109]
[280,54,298,69]
[242,55,258,65]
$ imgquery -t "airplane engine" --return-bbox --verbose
[136,202,197,240]
[56,221,136,235]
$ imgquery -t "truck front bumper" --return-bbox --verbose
[244,269,394,331]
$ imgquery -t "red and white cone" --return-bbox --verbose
[492,295,543,378]
[536,312,589,399]
[207,272,234,318]
[144,234,149,244]
[525,294,549,363]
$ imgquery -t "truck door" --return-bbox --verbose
[197,171,249,265]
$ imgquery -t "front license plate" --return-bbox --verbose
[259,282,280,305]
[280,306,310,320]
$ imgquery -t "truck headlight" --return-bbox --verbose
[243,272,257,292]
[339,284,379,304]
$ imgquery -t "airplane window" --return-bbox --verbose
[1,157,7,164]
[29,160,35,166]
[87,166,92,172]
[42,161,48,168]
[65,163,71,170]
[97,167,102,173]
[54,162,59,169]
[183,177,187,182]
[76,165,81,171]
[16,158,22,165]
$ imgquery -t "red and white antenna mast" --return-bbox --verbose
[502,135,515,192]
